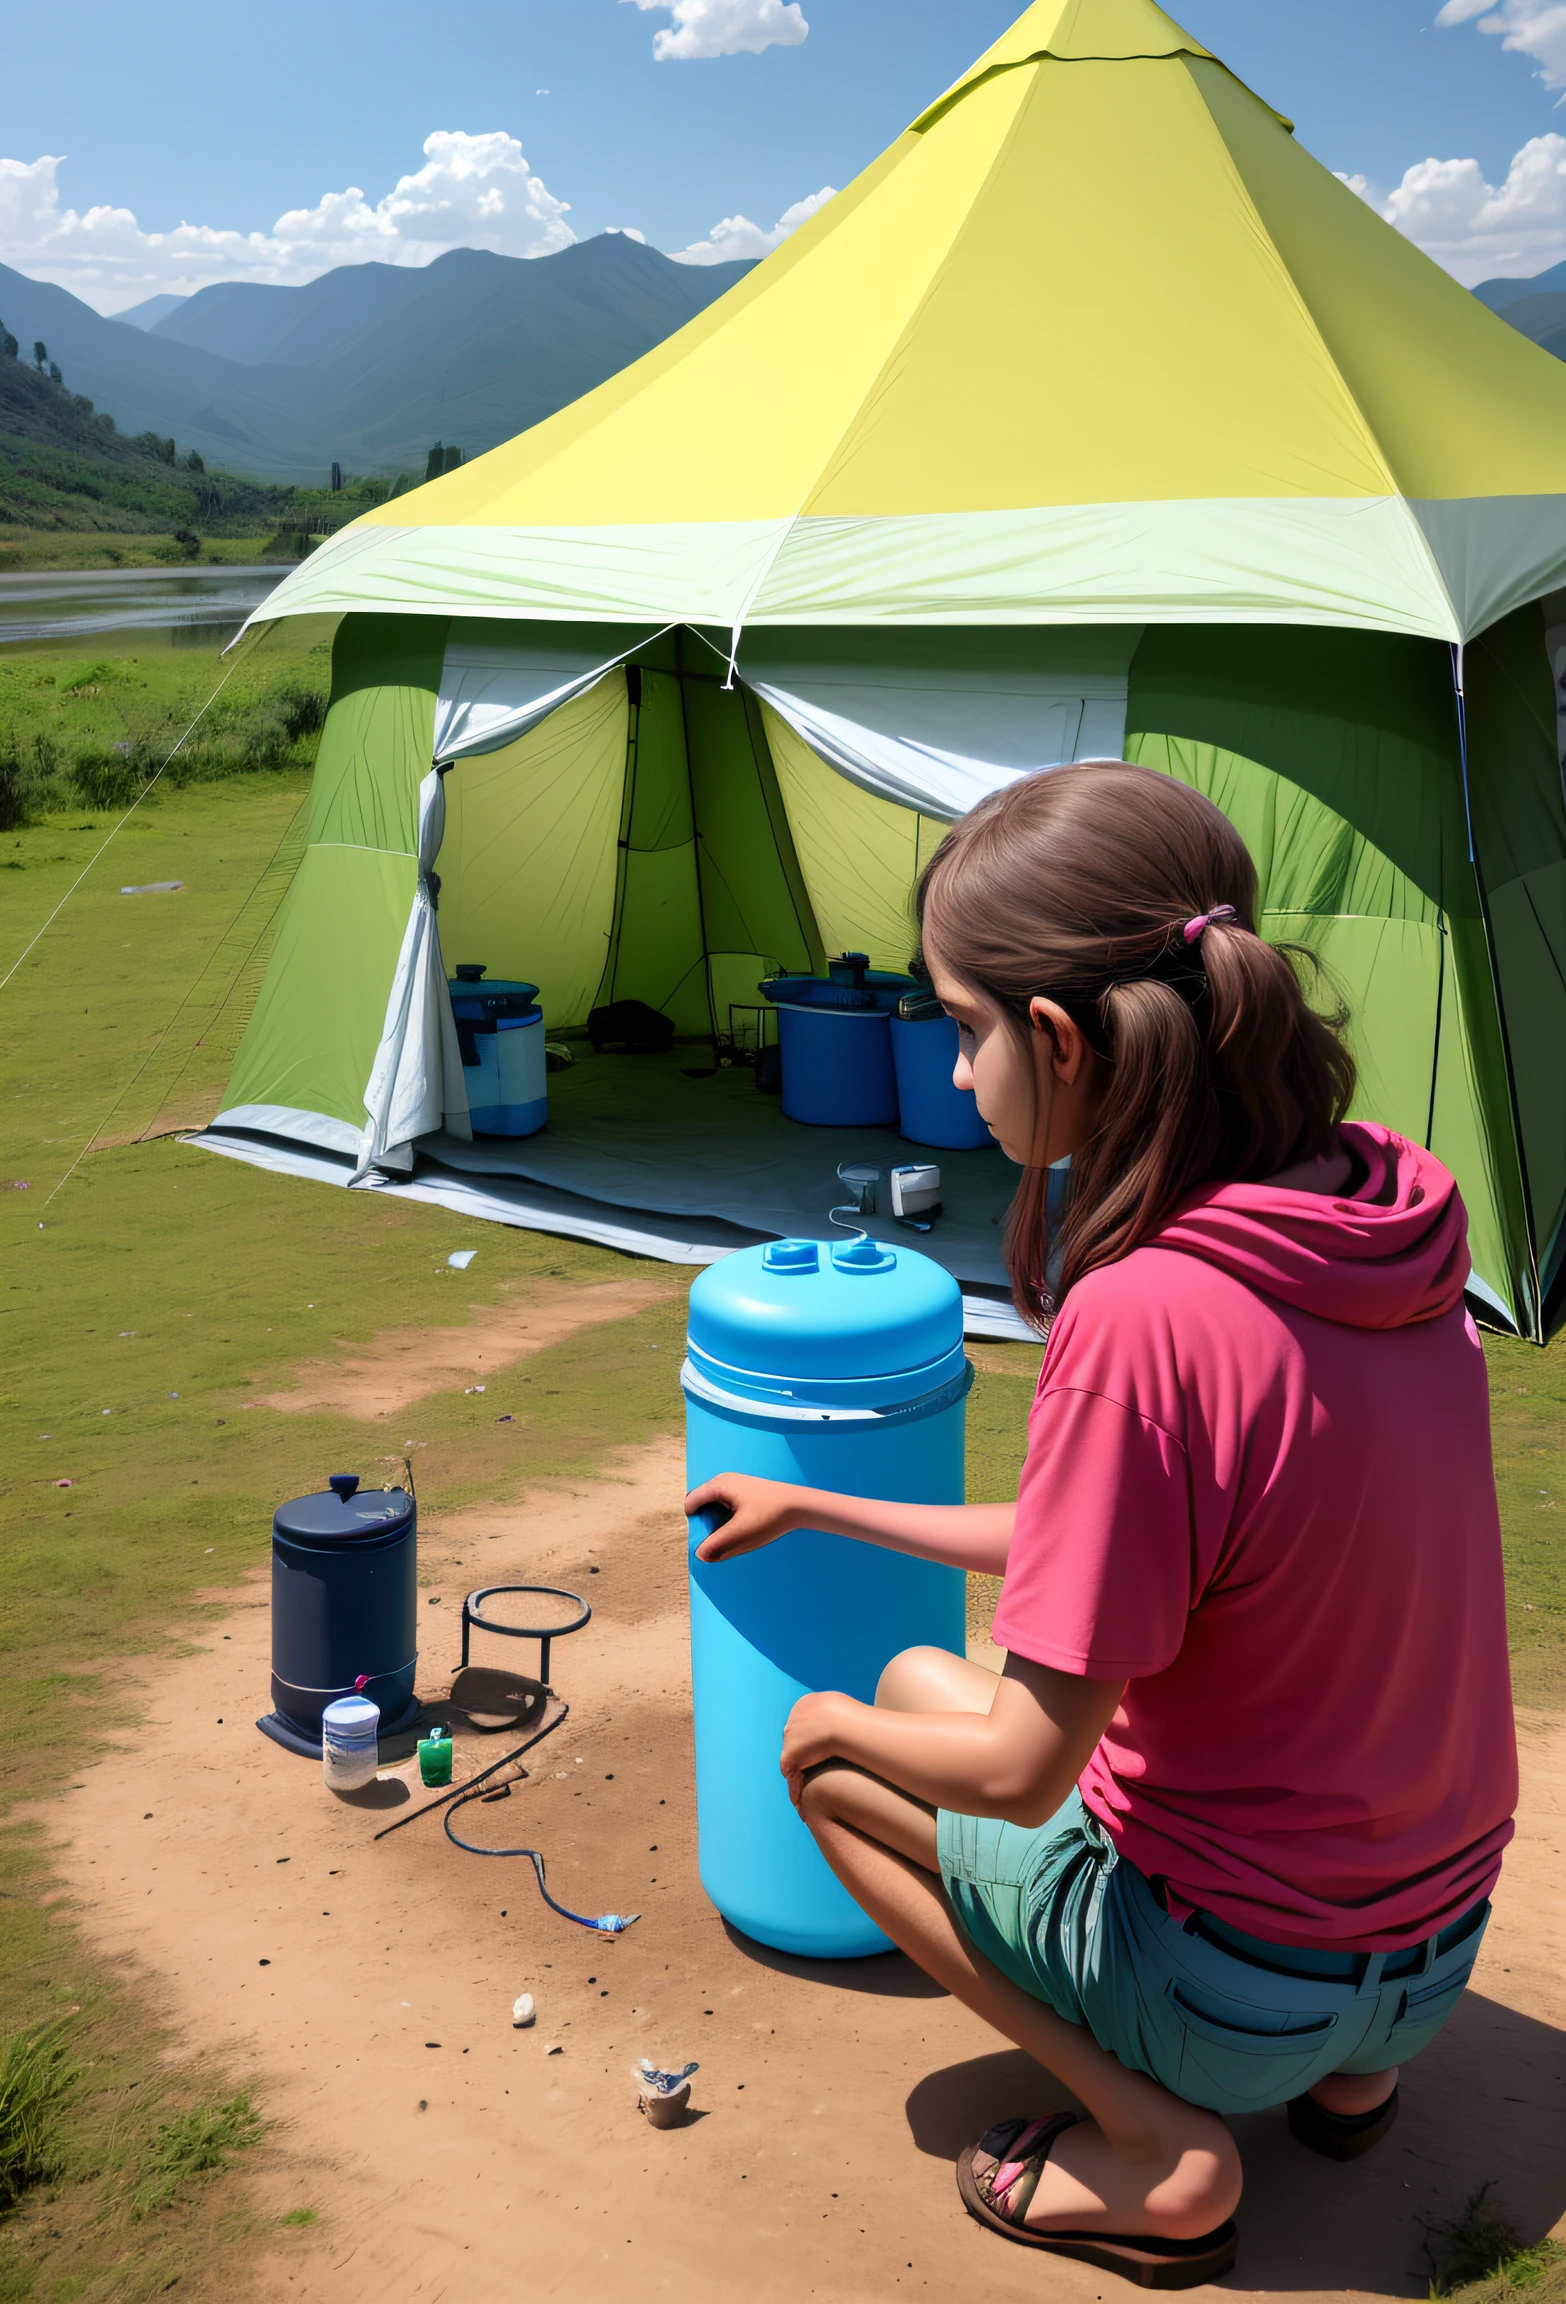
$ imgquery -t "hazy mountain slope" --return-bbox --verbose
[0,262,308,474]
[153,265,415,366]
[1473,260,1566,313]
[116,293,190,332]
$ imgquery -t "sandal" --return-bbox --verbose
[957,2114,1240,2290]
[1286,2084,1399,2161]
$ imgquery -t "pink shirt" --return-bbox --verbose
[993,1125,1517,1950]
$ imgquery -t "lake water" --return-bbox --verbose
[0,565,293,651]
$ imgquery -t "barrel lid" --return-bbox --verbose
[758,970,915,1014]
[273,1485,414,1545]
[686,1235,962,1394]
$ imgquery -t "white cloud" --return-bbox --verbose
[621,0,808,62]
[1435,0,1566,91]
[0,133,574,313]
[606,226,648,242]
[1377,134,1566,281]
[671,184,835,263]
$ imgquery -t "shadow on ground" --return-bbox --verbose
[905,1991,1566,2297]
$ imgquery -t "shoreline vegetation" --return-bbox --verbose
[0,337,459,570]
[0,619,337,826]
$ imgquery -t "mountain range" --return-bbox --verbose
[0,236,751,484]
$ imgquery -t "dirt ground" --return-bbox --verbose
[249,1275,676,1418]
[37,1434,1566,2304]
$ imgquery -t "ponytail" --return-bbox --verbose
[917,763,1356,1324]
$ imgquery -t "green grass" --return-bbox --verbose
[0,533,287,573]
[1425,2185,1566,2301]
[0,2022,78,2212]
[1,620,337,825]
[128,2094,263,2220]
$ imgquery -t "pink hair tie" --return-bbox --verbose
[1182,903,1237,945]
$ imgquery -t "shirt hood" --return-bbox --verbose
[1152,1124,1471,1330]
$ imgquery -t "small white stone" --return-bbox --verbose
[512,1993,536,2028]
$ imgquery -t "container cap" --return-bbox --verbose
[322,1695,380,1731]
[273,1486,414,1546]
[686,1234,963,1402]
[758,966,916,1014]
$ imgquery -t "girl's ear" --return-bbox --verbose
[1029,997,1089,1083]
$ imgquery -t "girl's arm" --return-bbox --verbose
[782,1655,1124,1826]
[685,1471,1015,1576]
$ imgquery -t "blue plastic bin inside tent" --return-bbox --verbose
[759,953,916,1128]
[890,990,994,1150]
[448,964,547,1137]
[684,1233,969,1957]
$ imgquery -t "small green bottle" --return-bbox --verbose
[417,1727,453,1787]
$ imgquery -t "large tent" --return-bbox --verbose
[207,0,1566,1340]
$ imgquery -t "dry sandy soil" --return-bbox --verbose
[38,1437,1566,2304]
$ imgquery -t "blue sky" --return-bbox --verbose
[4,0,1566,310]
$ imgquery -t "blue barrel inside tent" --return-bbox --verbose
[891,993,994,1150]
[760,954,915,1128]
[684,1235,970,1957]
[448,964,547,1137]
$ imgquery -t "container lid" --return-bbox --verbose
[686,1234,964,1407]
[322,1695,380,1730]
[758,967,915,1013]
[273,1485,414,1546]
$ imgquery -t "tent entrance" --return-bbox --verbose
[198,1049,1032,1339]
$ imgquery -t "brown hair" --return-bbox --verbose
[917,761,1356,1324]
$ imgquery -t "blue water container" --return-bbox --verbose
[683,1236,970,1957]
[760,954,916,1129]
[449,964,547,1137]
[891,994,994,1151]
[258,1474,419,1757]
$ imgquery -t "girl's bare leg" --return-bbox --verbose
[797,1646,1242,2238]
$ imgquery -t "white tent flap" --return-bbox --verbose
[738,626,1141,819]
[354,770,471,1175]
[434,620,664,761]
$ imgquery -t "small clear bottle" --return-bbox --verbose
[322,1693,380,1791]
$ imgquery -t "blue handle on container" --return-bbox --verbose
[688,1502,734,1558]
[329,1473,360,1501]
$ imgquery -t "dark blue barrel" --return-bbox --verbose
[759,954,916,1129]
[891,994,994,1150]
[258,1477,419,1756]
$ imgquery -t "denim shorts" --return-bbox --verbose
[937,1792,1489,2117]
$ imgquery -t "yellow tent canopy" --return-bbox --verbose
[254,0,1566,646]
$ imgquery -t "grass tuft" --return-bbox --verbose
[129,2091,264,2220]
[1425,2185,1566,2300]
[0,2019,79,2210]
[276,2207,318,2228]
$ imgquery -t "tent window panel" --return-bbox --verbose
[437,675,628,1029]
[763,701,944,972]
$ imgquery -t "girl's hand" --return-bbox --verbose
[685,1472,804,1562]
[780,1689,857,1806]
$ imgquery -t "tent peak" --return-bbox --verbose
[912,0,1292,136]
